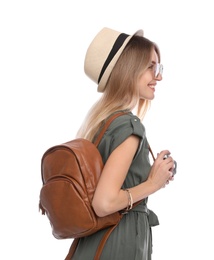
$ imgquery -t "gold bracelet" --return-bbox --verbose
[125,189,133,211]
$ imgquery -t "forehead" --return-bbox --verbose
[151,49,159,62]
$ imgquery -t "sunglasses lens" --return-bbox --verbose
[155,64,160,77]
[155,64,163,77]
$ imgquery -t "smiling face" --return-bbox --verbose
[137,48,162,100]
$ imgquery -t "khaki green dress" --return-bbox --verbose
[72,112,159,260]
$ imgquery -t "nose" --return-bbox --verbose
[155,73,162,81]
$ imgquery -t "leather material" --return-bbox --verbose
[39,112,126,240]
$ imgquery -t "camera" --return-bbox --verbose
[163,154,177,176]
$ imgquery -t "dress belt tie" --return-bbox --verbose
[132,204,159,227]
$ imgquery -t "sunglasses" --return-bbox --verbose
[149,63,163,78]
[155,63,163,78]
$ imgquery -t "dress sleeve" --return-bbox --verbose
[97,114,146,164]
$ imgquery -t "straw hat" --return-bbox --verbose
[84,27,144,92]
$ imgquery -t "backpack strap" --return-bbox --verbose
[94,111,128,147]
[64,238,79,260]
[93,223,120,260]
[64,223,120,260]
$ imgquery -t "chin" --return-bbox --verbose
[140,95,155,101]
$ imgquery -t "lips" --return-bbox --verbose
[148,84,156,90]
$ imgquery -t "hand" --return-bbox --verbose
[147,150,175,191]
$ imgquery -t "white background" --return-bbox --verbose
[1,0,214,259]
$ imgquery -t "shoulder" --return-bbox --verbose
[97,112,147,162]
[106,112,146,139]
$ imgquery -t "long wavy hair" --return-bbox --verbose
[76,35,160,141]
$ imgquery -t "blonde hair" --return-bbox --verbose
[77,35,160,141]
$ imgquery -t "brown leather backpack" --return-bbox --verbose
[39,112,127,259]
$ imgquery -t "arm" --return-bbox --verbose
[92,135,174,217]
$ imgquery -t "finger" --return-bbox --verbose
[157,150,171,161]
[168,171,173,178]
[165,158,175,170]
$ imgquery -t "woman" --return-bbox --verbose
[72,27,175,260]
